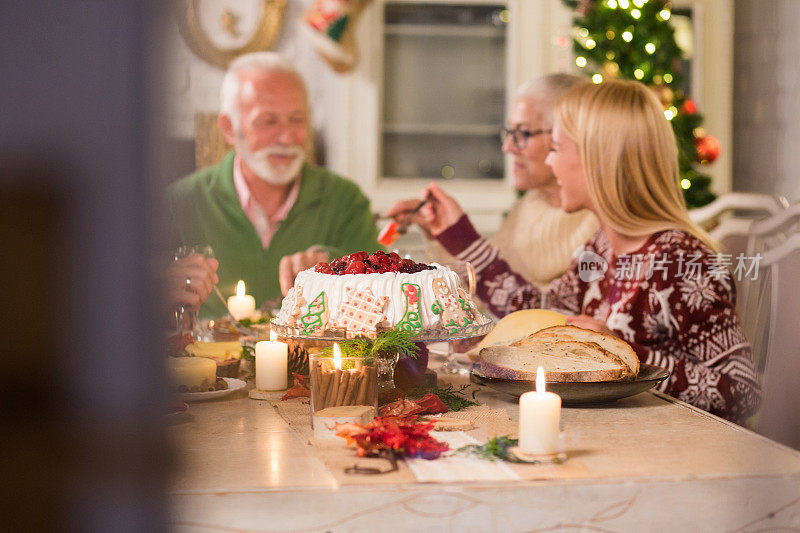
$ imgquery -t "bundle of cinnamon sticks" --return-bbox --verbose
[311,360,376,411]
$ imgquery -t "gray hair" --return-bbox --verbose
[219,52,305,129]
[515,73,588,127]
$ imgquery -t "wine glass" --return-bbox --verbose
[436,261,476,375]
[172,244,215,340]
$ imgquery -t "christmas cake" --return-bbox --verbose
[275,251,484,338]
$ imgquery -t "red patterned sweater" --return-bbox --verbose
[439,215,761,424]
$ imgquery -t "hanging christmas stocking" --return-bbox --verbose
[396,283,423,333]
[299,0,372,73]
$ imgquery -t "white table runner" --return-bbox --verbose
[405,431,520,482]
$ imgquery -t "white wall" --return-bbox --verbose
[733,0,800,201]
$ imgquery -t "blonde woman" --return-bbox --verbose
[418,80,760,424]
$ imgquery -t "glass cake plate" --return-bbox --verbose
[268,317,494,342]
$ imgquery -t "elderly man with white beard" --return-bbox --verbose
[169,52,378,318]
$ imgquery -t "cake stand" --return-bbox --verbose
[268,318,494,342]
[269,317,494,394]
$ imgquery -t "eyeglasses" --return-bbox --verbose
[500,126,552,149]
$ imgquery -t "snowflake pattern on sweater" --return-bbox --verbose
[438,216,761,425]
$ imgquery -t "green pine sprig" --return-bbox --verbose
[406,383,480,412]
[237,315,270,327]
[321,330,421,360]
[458,436,520,462]
[241,345,255,361]
[240,345,256,381]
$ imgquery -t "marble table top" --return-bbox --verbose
[167,375,800,531]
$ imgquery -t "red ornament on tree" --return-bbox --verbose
[695,135,721,164]
[578,0,595,15]
[682,99,697,115]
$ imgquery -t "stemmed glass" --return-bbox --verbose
[436,260,476,375]
[172,244,215,340]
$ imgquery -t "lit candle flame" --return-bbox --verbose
[236,280,246,297]
[270,329,277,342]
[536,366,546,393]
[333,342,342,370]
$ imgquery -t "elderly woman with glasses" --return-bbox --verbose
[388,73,598,288]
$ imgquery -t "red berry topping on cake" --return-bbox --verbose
[319,251,433,275]
[348,251,369,262]
[330,258,347,274]
[314,262,333,274]
[344,260,366,274]
[399,259,418,273]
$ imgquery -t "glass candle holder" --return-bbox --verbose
[375,351,400,396]
[309,354,377,428]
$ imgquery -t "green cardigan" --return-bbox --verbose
[169,152,380,318]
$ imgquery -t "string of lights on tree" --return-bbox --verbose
[562,0,719,208]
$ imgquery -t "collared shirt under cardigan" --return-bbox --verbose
[169,151,380,318]
[232,155,301,249]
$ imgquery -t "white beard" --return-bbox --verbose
[237,141,305,186]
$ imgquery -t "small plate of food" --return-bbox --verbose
[167,356,247,402]
[178,377,246,402]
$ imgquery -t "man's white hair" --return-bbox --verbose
[515,73,587,127]
[219,52,305,129]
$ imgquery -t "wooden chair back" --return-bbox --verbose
[194,112,231,170]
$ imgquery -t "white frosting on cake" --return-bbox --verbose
[276,263,480,333]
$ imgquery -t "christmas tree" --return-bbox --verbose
[562,0,718,208]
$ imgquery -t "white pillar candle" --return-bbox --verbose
[255,330,288,390]
[227,280,255,320]
[518,366,561,455]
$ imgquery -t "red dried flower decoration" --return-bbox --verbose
[335,416,449,460]
[280,373,311,401]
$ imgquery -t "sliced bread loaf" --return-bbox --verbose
[479,341,630,382]
[466,309,568,361]
[521,325,640,377]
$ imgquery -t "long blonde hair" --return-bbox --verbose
[555,80,718,251]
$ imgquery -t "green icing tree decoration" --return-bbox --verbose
[327,15,349,41]
[396,283,422,332]
[300,291,327,336]
[562,0,716,208]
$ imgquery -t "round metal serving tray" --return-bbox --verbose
[471,363,670,405]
